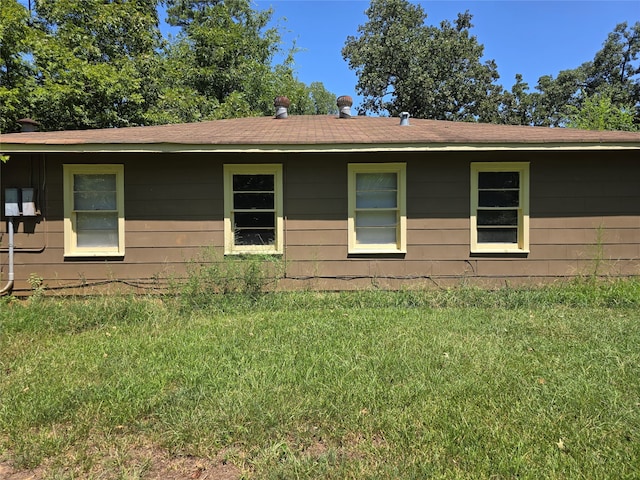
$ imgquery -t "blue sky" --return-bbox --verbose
[251,0,638,109]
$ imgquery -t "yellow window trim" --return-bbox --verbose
[470,162,529,254]
[223,164,283,255]
[348,162,407,254]
[63,164,125,257]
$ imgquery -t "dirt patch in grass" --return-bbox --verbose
[0,446,242,480]
[0,461,48,480]
[135,445,242,480]
[300,437,329,459]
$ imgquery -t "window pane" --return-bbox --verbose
[355,210,398,228]
[356,173,397,208]
[356,172,397,190]
[235,229,275,246]
[234,192,274,210]
[76,212,118,247]
[74,174,117,210]
[477,209,518,226]
[356,227,397,245]
[75,174,116,192]
[356,190,397,208]
[234,212,275,228]
[478,172,519,189]
[226,168,281,251]
[74,191,117,210]
[478,190,519,208]
[77,212,117,230]
[472,164,527,251]
[233,174,274,192]
[478,228,518,244]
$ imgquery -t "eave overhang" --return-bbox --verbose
[2,141,640,154]
[2,115,640,154]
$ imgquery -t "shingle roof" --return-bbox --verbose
[1,115,639,153]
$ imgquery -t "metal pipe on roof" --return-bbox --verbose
[337,96,353,119]
[17,118,40,133]
[274,96,290,119]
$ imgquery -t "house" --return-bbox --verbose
[1,103,639,295]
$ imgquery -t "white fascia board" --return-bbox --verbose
[2,142,640,154]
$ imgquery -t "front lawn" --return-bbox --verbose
[1,283,639,479]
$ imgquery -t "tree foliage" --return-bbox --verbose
[342,0,501,121]
[0,0,35,133]
[3,0,164,131]
[2,0,637,132]
[0,0,335,132]
[499,21,640,129]
[567,92,637,131]
[163,0,276,117]
[342,0,638,130]
[498,74,534,126]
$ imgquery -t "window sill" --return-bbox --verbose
[64,251,125,259]
[348,248,406,256]
[225,249,283,256]
[470,248,529,256]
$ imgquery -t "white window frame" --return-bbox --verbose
[348,163,407,254]
[223,164,283,255]
[470,162,530,254]
[63,164,125,257]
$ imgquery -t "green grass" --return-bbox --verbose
[1,280,639,479]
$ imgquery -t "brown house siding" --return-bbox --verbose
[1,150,639,295]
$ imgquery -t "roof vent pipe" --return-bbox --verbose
[399,112,410,126]
[337,95,353,119]
[17,118,40,132]
[274,96,290,119]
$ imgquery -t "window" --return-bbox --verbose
[63,164,125,257]
[470,162,529,253]
[224,164,283,254]
[348,163,406,254]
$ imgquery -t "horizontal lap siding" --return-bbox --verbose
[284,154,462,284]
[282,155,348,284]
[283,154,473,284]
[281,151,640,284]
[2,153,227,293]
[528,155,640,278]
[1,150,639,294]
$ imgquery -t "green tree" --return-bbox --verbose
[342,0,501,120]
[498,74,534,125]
[309,82,338,115]
[1,0,336,130]
[262,58,336,116]
[0,0,35,133]
[30,0,164,130]
[143,38,217,124]
[568,91,637,131]
[586,21,640,105]
[528,69,586,127]
[160,1,337,120]
[527,21,639,128]
[164,0,280,118]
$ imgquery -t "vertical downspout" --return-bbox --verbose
[0,152,15,295]
[0,118,39,296]
[0,217,15,295]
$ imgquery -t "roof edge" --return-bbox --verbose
[3,142,640,154]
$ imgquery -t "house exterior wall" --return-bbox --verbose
[1,149,639,295]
